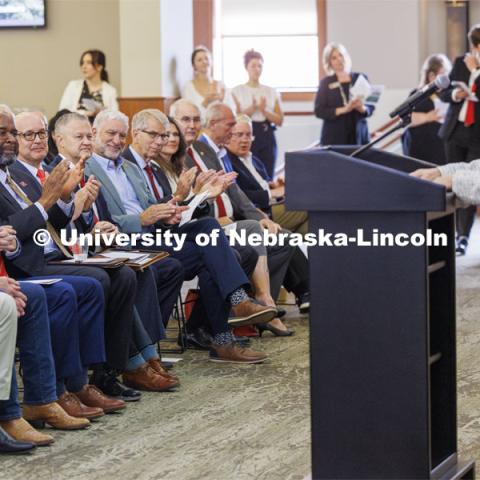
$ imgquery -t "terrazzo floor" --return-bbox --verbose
[3,223,480,479]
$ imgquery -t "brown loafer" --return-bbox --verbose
[147,358,179,383]
[23,402,90,430]
[229,301,276,327]
[0,418,54,446]
[74,385,126,414]
[122,364,179,392]
[209,343,268,364]
[58,392,104,420]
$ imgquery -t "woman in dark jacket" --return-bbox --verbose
[401,54,451,165]
[314,42,374,145]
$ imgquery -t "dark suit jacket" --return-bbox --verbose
[123,146,211,218]
[314,72,374,145]
[186,139,264,222]
[0,162,72,277]
[226,150,271,211]
[438,56,480,140]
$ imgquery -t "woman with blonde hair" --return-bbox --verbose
[402,53,452,164]
[314,42,374,145]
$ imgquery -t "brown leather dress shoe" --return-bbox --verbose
[229,301,276,327]
[0,418,54,446]
[209,343,268,364]
[147,358,180,384]
[122,364,178,392]
[74,385,126,413]
[58,392,104,420]
[23,402,90,430]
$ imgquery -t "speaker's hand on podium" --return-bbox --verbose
[433,176,453,190]
[410,167,441,181]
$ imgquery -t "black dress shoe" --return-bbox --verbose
[89,369,141,402]
[456,237,468,256]
[180,327,213,350]
[297,292,310,314]
[0,427,36,454]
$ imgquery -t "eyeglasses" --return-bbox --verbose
[140,130,169,142]
[0,128,19,140]
[231,132,255,140]
[17,129,48,141]
[179,116,201,124]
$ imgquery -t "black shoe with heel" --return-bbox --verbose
[257,323,295,337]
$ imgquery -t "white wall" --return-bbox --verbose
[326,0,421,89]
[159,0,193,97]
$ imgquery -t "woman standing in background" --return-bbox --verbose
[401,54,451,165]
[59,49,118,120]
[314,42,374,145]
[231,49,284,180]
[182,46,232,119]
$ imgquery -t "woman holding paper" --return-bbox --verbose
[402,54,451,165]
[314,42,374,145]
[59,49,118,120]
[231,49,284,179]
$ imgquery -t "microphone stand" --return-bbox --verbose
[350,111,411,158]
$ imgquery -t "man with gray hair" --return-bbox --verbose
[88,109,274,363]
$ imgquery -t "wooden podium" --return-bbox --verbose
[286,146,475,479]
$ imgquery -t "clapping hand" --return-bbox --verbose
[192,169,216,195]
[174,167,197,201]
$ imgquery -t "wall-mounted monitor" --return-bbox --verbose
[0,0,46,28]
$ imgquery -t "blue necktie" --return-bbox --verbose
[221,154,234,173]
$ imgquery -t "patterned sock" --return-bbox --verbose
[213,331,235,346]
[229,288,249,306]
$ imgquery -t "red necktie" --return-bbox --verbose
[79,178,99,224]
[187,147,227,217]
[0,257,7,277]
[465,84,477,127]
[36,169,46,185]
[144,164,162,202]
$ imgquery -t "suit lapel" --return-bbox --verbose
[87,158,126,214]
[0,182,21,211]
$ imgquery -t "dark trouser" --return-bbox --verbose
[283,247,309,298]
[187,246,259,332]
[148,258,184,328]
[445,123,480,238]
[42,264,136,371]
[0,283,57,420]
[266,242,295,301]
[252,121,277,179]
[163,218,249,336]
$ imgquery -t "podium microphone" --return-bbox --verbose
[389,74,450,118]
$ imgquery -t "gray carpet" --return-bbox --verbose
[4,226,480,479]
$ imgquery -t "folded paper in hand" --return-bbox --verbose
[350,74,372,100]
[180,191,209,226]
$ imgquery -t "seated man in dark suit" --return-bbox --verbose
[125,109,290,338]
[87,109,274,363]
[52,112,181,391]
[225,114,308,236]
[171,100,310,314]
